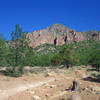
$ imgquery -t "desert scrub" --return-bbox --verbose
[89,71,100,79]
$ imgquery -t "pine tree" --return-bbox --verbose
[0,33,7,66]
[7,24,26,77]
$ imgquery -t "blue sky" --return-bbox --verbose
[0,0,100,40]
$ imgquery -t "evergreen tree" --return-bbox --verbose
[0,33,7,66]
[7,24,27,77]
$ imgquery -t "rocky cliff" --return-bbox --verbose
[27,24,99,47]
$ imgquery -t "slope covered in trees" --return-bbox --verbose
[0,24,100,77]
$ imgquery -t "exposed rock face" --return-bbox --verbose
[82,30,100,40]
[27,24,87,47]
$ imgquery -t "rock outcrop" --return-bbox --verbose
[27,24,98,47]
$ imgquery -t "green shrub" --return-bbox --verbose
[60,46,79,66]
[88,49,100,71]
[36,54,52,66]
[89,71,100,79]
[0,38,9,67]
[51,54,62,65]
[51,46,79,67]
[22,47,35,66]
[6,66,24,77]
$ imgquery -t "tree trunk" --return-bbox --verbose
[71,80,80,91]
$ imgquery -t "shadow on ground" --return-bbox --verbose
[0,70,7,75]
[82,77,100,83]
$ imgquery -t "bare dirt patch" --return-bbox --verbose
[0,67,100,100]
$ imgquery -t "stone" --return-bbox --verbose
[92,86,100,92]
[32,95,41,100]
[47,72,57,77]
[88,85,100,92]
[49,85,56,88]
[43,72,49,77]
[24,66,31,74]
[43,83,50,87]
[27,89,35,94]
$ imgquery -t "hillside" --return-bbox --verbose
[27,24,100,47]
[27,24,86,47]
[0,24,100,100]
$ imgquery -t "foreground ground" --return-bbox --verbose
[0,66,100,100]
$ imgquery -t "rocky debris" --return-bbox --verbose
[43,83,56,89]
[49,85,56,88]
[32,95,41,100]
[47,71,57,77]
[43,72,50,77]
[91,86,100,92]
[24,67,47,74]
[49,91,67,100]
[58,65,65,69]
[86,85,100,93]
[74,70,87,78]
[42,83,50,87]
[24,66,32,74]
[45,94,50,100]
[67,94,81,100]
[82,30,100,41]
[26,89,35,95]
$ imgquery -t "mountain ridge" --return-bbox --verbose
[27,24,100,47]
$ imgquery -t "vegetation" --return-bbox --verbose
[51,46,79,67]
[0,25,100,77]
[88,49,100,71]
[5,24,25,76]
[89,71,100,79]
[0,33,9,66]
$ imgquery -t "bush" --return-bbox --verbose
[51,46,79,67]
[22,47,35,66]
[89,71,100,79]
[6,66,24,77]
[0,39,8,67]
[51,54,62,65]
[36,54,52,66]
[88,49,100,71]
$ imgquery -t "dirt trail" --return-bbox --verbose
[0,78,56,100]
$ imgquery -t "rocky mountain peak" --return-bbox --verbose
[46,24,73,35]
[27,24,87,47]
